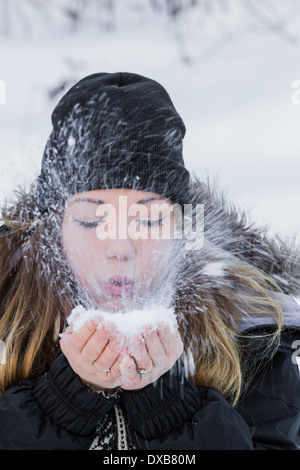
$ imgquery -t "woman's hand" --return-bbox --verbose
[60,320,126,392]
[60,320,184,392]
[119,324,184,390]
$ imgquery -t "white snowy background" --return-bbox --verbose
[0,0,299,245]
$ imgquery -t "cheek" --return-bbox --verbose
[62,223,103,277]
[136,239,171,275]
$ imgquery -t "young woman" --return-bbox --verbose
[0,72,300,450]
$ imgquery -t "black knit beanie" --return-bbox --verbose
[35,72,190,215]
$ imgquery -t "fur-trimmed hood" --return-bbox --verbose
[184,173,300,331]
[189,173,300,296]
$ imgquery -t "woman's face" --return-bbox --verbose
[61,188,179,312]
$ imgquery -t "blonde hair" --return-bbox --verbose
[176,261,284,405]
[0,184,284,404]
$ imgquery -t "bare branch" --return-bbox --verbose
[240,0,298,45]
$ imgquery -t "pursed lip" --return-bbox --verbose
[107,275,135,285]
[104,275,135,296]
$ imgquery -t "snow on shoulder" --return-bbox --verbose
[67,304,178,337]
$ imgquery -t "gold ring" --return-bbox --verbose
[94,364,112,374]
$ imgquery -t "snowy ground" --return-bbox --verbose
[0,0,299,244]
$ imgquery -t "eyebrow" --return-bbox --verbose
[67,196,167,206]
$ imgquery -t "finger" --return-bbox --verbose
[93,332,126,372]
[157,325,183,357]
[94,350,129,386]
[120,353,139,382]
[128,334,153,372]
[80,323,116,363]
[143,330,165,365]
[58,324,73,340]
[108,350,126,377]
[59,320,97,355]
[68,320,99,353]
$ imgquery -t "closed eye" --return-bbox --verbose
[139,218,164,226]
[74,220,104,229]
[74,217,165,229]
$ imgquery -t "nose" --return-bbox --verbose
[105,239,136,262]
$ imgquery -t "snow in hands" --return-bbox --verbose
[67,304,178,338]
[66,304,180,381]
